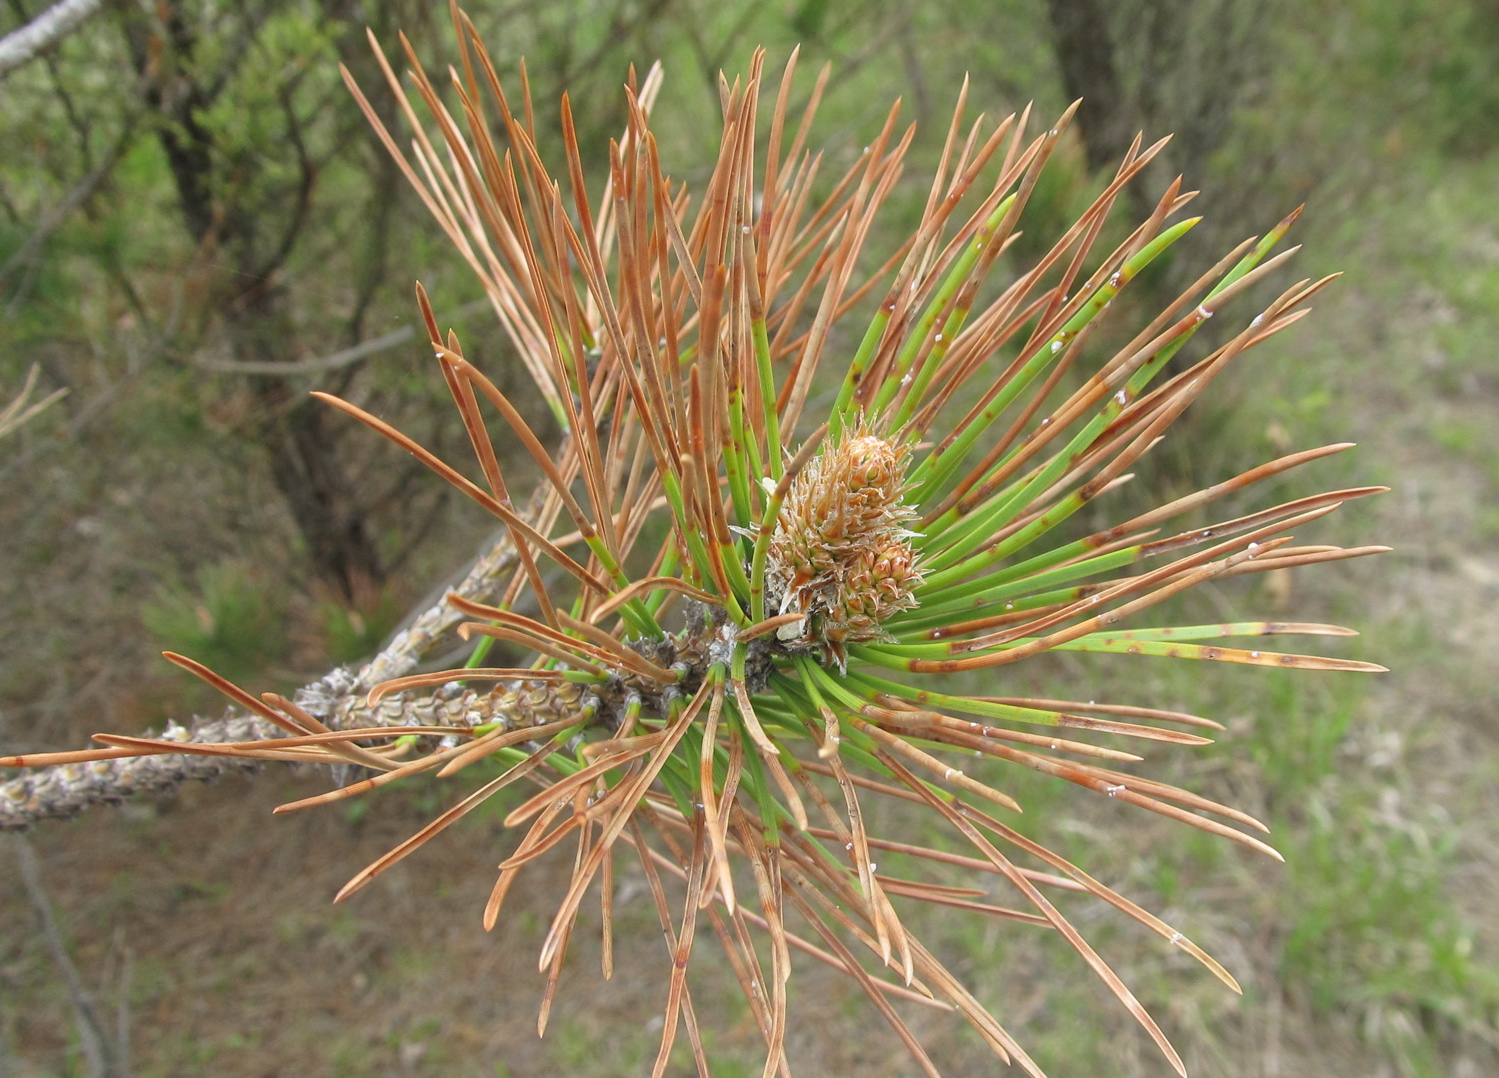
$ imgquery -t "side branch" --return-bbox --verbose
[1,515,529,831]
[0,0,105,78]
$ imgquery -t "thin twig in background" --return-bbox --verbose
[0,994,12,1078]
[0,115,139,290]
[9,833,122,1078]
[194,298,492,375]
[114,942,131,1078]
[0,0,104,78]
[0,364,67,442]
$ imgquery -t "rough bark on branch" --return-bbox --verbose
[1,520,528,830]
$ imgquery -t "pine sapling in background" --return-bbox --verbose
[1,13,1388,1076]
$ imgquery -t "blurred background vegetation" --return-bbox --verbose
[2,0,1497,1075]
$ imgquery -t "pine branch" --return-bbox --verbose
[1,515,529,831]
[3,22,1386,1071]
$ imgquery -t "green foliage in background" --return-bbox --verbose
[142,560,289,686]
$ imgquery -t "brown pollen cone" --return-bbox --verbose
[765,426,923,667]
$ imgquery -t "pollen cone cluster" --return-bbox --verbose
[767,427,923,665]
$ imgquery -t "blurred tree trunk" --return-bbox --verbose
[117,0,387,599]
[231,290,386,594]
[1044,0,1277,238]
[1043,0,1134,173]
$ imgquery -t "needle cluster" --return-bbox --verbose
[2,10,1390,1077]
